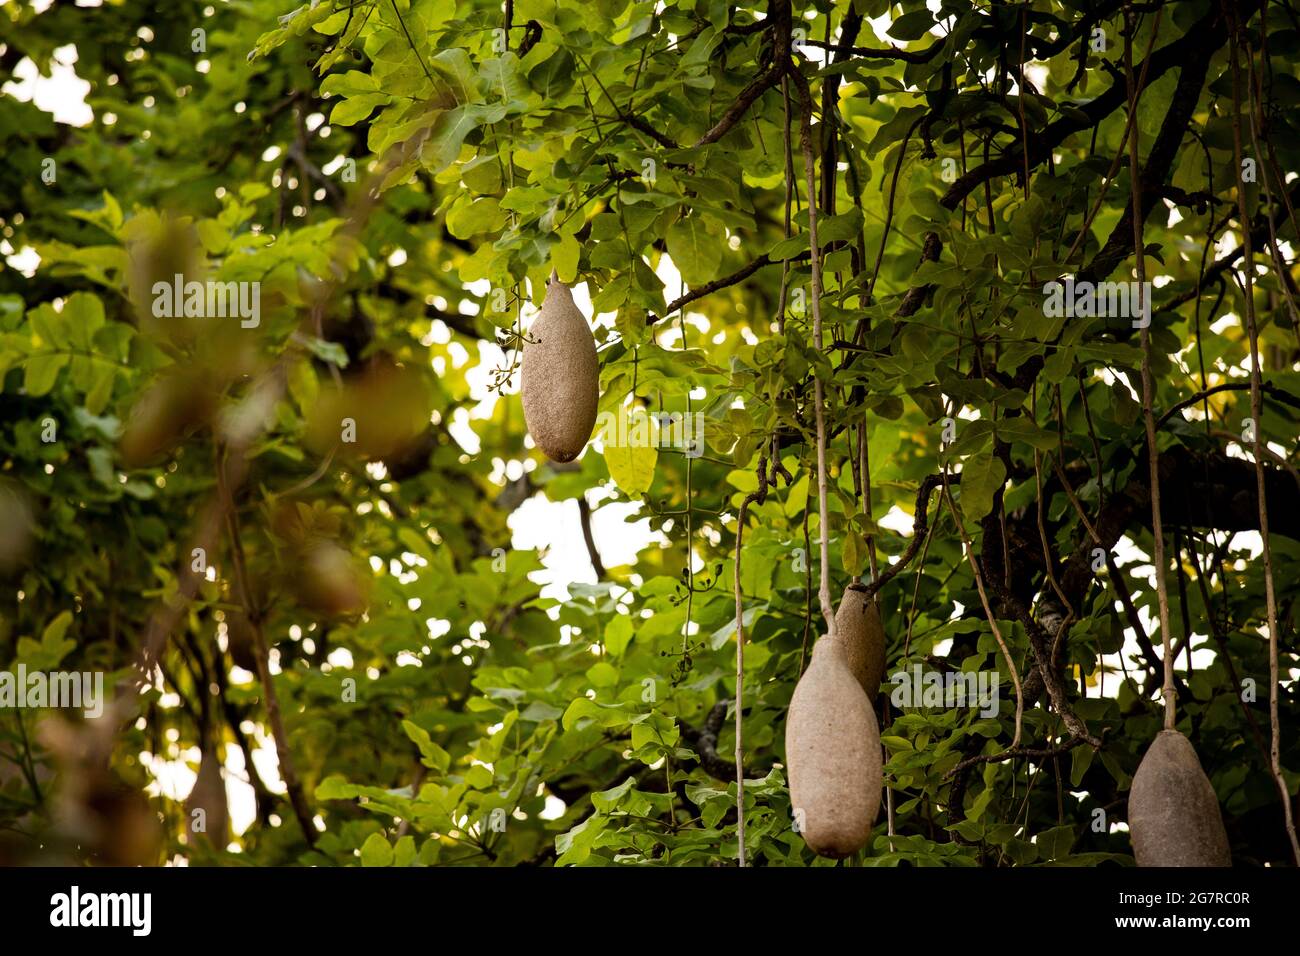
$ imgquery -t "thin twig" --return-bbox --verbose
[1226,5,1300,863]
[940,475,1023,748]
[1124,3,1176,732]
[790,67,834,635]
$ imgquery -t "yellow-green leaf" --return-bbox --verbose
[552,232,580,283]
[603,406,657,496]
[24,353,68,397]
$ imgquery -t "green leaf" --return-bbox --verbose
[1035,825,1075,862]
[666,217,722,287]
[1070,744,1096,787]
[42,610,74,646]
[84,363,115,415]
[24,353,68,397]
[360,833,394,867]
[447,196,507,239]
[959,452,1006,520]
[429,48,479,103]
[814,208,864,246]
[0,293,24,330]
[602,406,657,497]
[552,232,580,283]
[464,764,493,789]
[393,835,417,867]
[630,718,669,752]
[402,719,451,772]
[604,614,634,657]
[29,303,66,349]
[420,103,506,174]
[315,775,361,801]
[479,54,531,110]
[561,697,603,731]
[320,70,379,97]
[994,416,1055,450]
[87,446,116,487]
[842,530,863,577]
[62,293,105,350]
[555,816,603,865]
[709,606,757,650]
[585,660,619,687]
[591,776,635,812]
[888,9,935,41]
[195,219,229,255]
[298,335,350,368]
[330,93,390,126]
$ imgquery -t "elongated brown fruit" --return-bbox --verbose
[521,278,598,463]
[1128,729,1230,866]
[119,369,217,467]
[786,637,882,858]
[832,585,887,698]
[296,540,370,618]
[185,746,229,850]
[224,608,259,672]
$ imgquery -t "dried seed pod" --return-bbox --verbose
[1128,729,1231,867]
[118,369,217,467]
[0,483,34,572]
[296,540,370,618]
[39,717,162,866]
[521,279,598,463]
[223,607,259,672]
[304,355,432,462]
[786,637,882,858]
[832,585,887,698]
[126,213,205,344]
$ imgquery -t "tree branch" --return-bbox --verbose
[576,493,606,579]
[646,251,807,325]
[939,1,1252,215]
[676,701,765,782]
[693,0,792,148]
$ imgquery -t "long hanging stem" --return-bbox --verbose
[940,473,1024,749]
[733,495,748,868]
[1225,5,1300,864]
[731,440,773,868]
[858,418,879,583]
[1123,5,1175,731]
[777,76,796,333]
[218,446,317,847]
[791,70,835,638]
[733,63,803,867]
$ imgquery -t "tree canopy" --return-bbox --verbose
[0,0,1297,867]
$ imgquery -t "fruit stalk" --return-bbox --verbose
[1225,5,1300,863]
[1124,4,1176,732]
[792,70,835,638]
